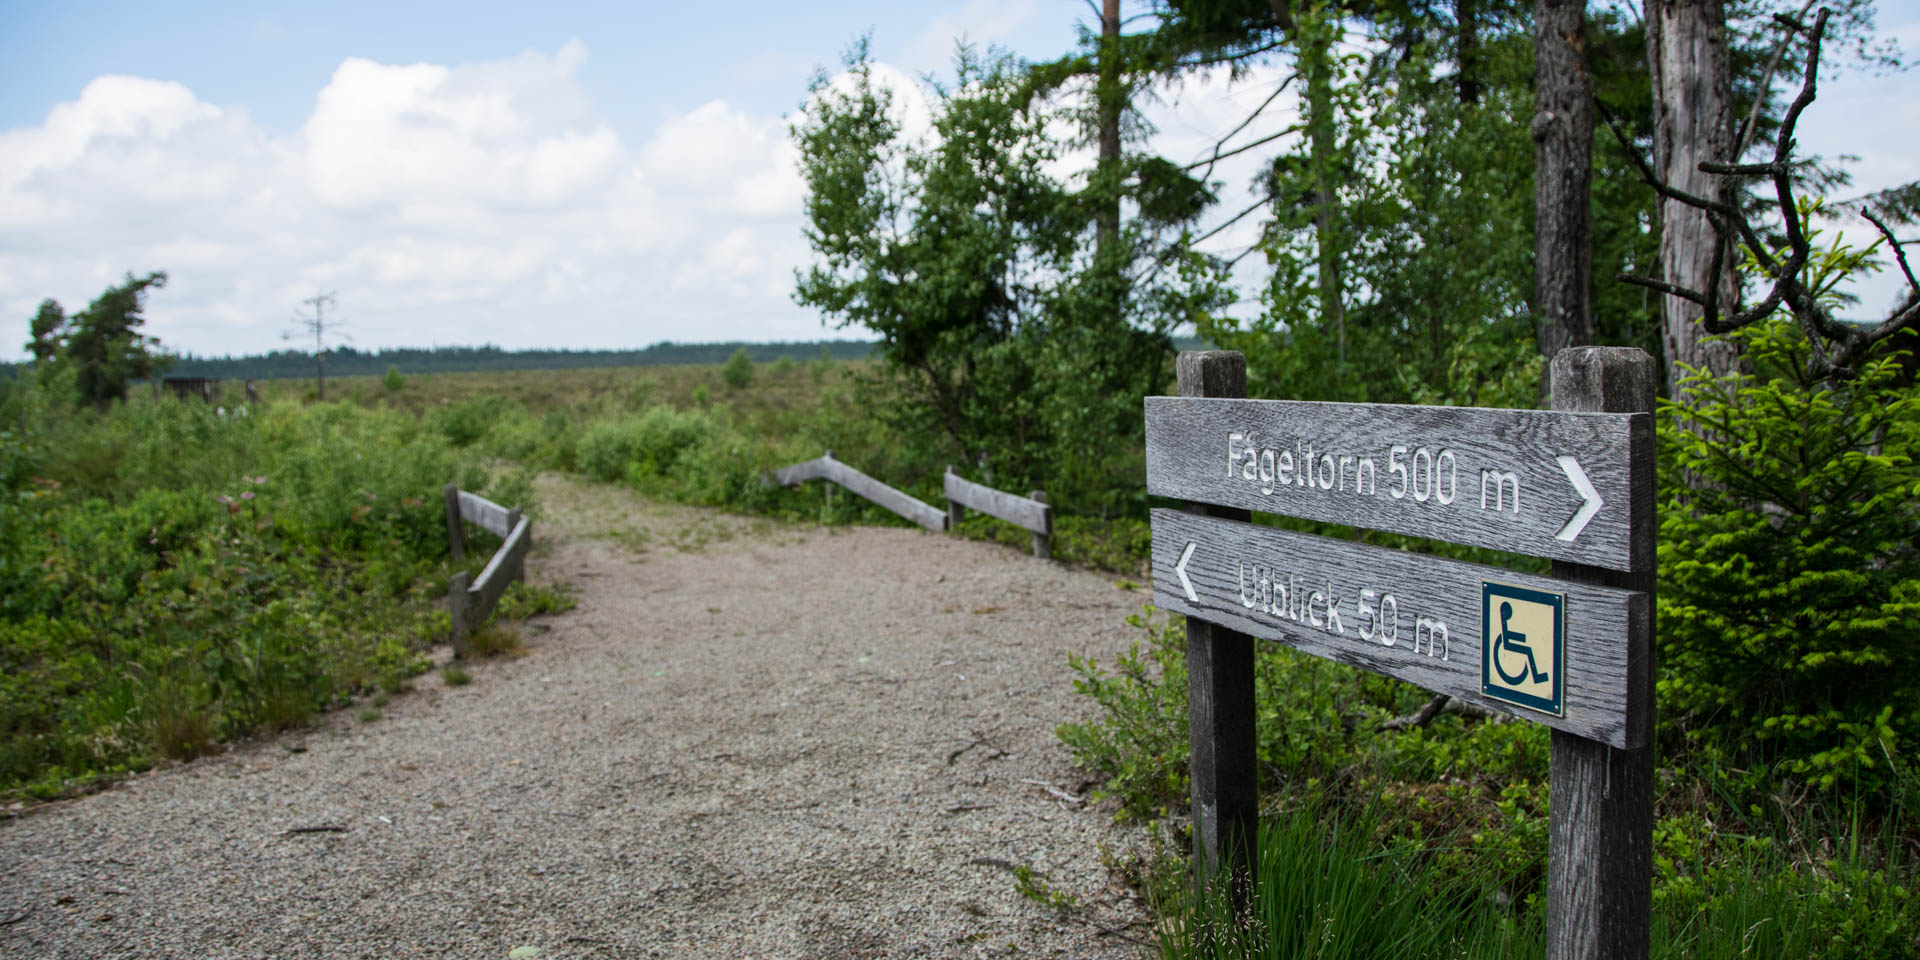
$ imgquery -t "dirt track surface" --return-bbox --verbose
[0,474,1158,959]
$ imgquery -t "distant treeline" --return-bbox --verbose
[0,335,1215,383]
[175,341,880,381]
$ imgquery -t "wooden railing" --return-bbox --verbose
[945,467,1051,558]
[771,451,948,532]
[769,452,1053,557]
[443,483,532,658]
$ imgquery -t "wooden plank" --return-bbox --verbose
[469,516,531,622]
[1545,346,1657,960]
[771,456,832,486]
[1144,396,1652,571]
[1150,508,1649,748]
[944,470,1052,535]
[457,490,514,538]
[773,454,947,532]
[1175,350,1257,894]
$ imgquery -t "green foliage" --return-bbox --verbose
[792,40,1224,508]
[440,664,472,687]
[1156,807,1540,960]
[0,380,500,799]
[383,365,406,392]
[1658,318,1920,798]
[23,271,174,411]
[721,347,755,390]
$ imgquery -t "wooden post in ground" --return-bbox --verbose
[1175,350,1258,889]
[444,482,465,562]
[1547,347,1656,960]
[448,570,472,659]
[946,467,966,530]
[1028,491,1051,560]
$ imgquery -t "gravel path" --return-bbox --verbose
[1,474,1160,959]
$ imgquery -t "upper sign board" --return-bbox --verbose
[1145,397,1651,571]
[1151,508,1649,748]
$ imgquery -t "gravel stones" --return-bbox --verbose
[0,475,1158,958]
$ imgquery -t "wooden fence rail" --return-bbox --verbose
[944,467,1052,558]
[444,482,532,658]
[770,451,948,532]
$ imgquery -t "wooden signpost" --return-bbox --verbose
[1151,349,1656,960]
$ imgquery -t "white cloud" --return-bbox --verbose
[1,42,829,357]
[907,0,1043,73]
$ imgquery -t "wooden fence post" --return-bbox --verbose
[1547,347,1656,960]
[947,467,966,530]
[444,482,465,562]
[449,570,472,659]
[1176,350,1258,889]
[1028,491,1050,560]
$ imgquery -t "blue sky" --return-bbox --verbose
[1,1,1913,358]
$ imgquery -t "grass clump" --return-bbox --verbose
[440,665,472,687]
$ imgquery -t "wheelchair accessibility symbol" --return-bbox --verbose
[1482,582,1565,717]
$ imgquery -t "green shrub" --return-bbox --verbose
[429,394,508,447]
[383,365,405,392]
[1659,320,1920,799]
[0,382,478,799]
[722,346,755,389]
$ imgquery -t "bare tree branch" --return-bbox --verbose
[1604,9,1908,381]
[1191,75,1297,182]
[1863,208,1920,294]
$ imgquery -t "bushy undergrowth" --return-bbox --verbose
[0,385,516,799]
[1074,608,1920,957]
[1659,321,1920,801]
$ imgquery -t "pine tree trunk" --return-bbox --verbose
[1096,0,1122,257]
[1533,0,1595,369]
[1646,0,1741,397]
[1302,21,1345,366]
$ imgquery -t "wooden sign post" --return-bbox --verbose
[1149,348,1655,960]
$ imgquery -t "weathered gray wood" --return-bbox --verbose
[1151,508,1649,748]
[1028,491,1050,560]
[469,516,532,625]
[1547,346,1657,960]
[444,482,466,562]
[946,467,966,530]
[457,490,514,538]
[944,470,1052,535]
[772,456,833,486]
[1176,351,1257,891]
[448,570,472,659]
[1144,397,1651,571]
[773,454,947,532]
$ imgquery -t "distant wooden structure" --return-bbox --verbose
[162,377,221,402]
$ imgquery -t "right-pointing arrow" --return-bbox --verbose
[1176,541,1199,601]
[1554,455,1602,542]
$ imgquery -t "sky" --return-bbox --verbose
[1,1,1915,360]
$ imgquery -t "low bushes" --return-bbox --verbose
[0,388,517,799]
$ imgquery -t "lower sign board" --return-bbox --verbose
[1150,508,1649,749]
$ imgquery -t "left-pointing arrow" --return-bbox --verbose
[1176,541,1199,601]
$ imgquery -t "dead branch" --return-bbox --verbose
[278,824,349,837]
[1606,9,1914,381]
[1379,694,1450,731]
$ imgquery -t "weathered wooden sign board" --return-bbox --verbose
[1145,397,1653,572]
[1149,508,1649,748]
[1155,349,1659,960]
